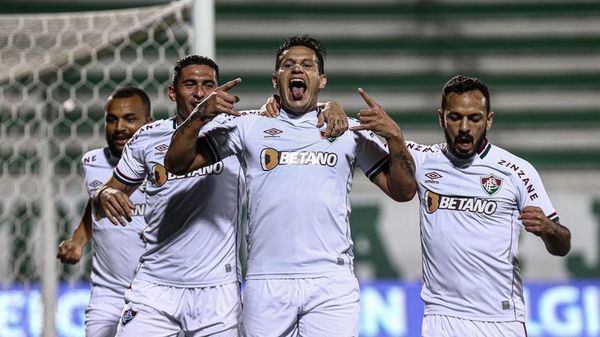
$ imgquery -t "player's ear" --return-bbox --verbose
[438,109,445,128]
[319,74,327,90]
[167,84,176,102]
[486,110,494,130]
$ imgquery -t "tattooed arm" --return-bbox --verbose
[351,88,416,202]
[377,136,417,201]
[520,206,571,256]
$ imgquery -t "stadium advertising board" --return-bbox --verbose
[1,280,598,337]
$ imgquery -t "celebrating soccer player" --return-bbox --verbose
[57,87,152,337]
[165,35,416,337]
[406,75,571,336]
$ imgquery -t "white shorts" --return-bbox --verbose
[85,289,123,337]
[115,279,241,337]
[242,276,360,337]
[422,314,527,337]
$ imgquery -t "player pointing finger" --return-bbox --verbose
[191,77,242,122]
[351,87,403,140]
[358,87,378,108]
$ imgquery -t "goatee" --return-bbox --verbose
[444,128,486,159]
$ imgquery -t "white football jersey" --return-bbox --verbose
[204,109,390,279]
[407,140,560,322]
[114,117,244,287]
[82,147,146,297]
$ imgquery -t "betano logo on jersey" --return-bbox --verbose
[425,190,497,215]
[260,148,338,171]
[152,162,224,187]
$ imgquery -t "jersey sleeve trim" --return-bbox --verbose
[548,212,560,223]
[114,167,144,186]
[365,155,390,181]
[204,135,222,163]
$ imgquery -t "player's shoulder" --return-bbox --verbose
[213,110,262,125]
[203,111,263,135]
[81,147,105,162]
[140,118,174,134]
[129,118,174,144]
[81,147,111,168]
[405,141,444,154]
[485,143,538,175]
[346,117,377,139]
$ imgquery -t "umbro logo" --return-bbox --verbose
[90,180,103,188]
[425,171,442,184]
[425,172,442,180]
[264,128,283,137]
[155,144,169,152]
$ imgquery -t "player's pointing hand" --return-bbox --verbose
[350,88,402,140]
[192,78,242,122]
[220,77,242,92]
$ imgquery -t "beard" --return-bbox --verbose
[106,134,122,158]
[444,128,486,159]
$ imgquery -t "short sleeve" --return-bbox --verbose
[515,160,559,222]
[202,114,250,162]
[113,128,148,185]
[355,129,390,181]
[405,141,443,169]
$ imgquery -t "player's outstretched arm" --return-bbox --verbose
[351,88,416,202]
[166,79,241,175]
[93,176,138,226]
[57,199,93,264]
[520,206,571,256]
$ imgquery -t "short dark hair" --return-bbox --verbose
[441,75,491,113]
[172,55,219,87]
[106,86,151,117]
[275,35,326,74]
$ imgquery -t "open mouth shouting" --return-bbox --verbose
[454,134,474,154]
[289,78,307,101]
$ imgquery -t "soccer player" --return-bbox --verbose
[93,54,349,336]
[165,35,417,337]
[405,75,571,336]
[57,87,152,337]
[93,55,246,336]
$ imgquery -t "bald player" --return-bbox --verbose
[57,87,152,337]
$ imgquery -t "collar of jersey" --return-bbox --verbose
[478,138,492,159]
[278,108,319,125]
